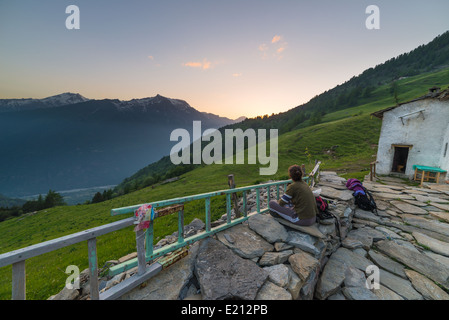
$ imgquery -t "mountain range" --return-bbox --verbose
[0,93,90,113]
[0,94,245,198]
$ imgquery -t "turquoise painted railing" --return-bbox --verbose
[107,178,296,277]
[108,160,321,280]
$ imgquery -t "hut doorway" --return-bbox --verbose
[391,145,411,173]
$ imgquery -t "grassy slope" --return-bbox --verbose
[321,68,449,123]
[0,68,448,300]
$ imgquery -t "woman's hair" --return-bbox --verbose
[288,165,303,182]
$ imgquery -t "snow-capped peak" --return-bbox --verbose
[40,92,90,106]
[112,94,194,112]
[0,92,90,113]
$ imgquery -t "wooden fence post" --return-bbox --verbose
[301,164,307,176]
[87,238,99,300]
[370,161,377,182]
[12,260,26,300]
[228,174,240,218]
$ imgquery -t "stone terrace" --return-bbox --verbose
[50,172,449,300]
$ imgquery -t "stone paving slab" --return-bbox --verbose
[413,232,449,257]
[430,202,449,211]
[429,211,449,223]
[274,218,326,239]
[375,240,449,290]
[401,214,449,237]
[402,199,429,207]
[390,200,428,215]
[405,270,449,300]
[373,193,414,200]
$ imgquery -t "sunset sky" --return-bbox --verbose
[1,1,449,119]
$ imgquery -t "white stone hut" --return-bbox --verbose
[371,86,449,182]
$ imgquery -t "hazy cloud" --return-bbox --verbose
[259,35,287,60]
[202,60,211,70]
[271,35,282,43]
[183,59,212,70]
[258,43,268,52]
[183,61,202,68]
[277,46,286,54]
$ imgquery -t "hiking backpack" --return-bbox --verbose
[315,196,333,220]
[345,178,378,213]
[353,187,378,213]
[315,196,342,238]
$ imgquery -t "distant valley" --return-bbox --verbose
[0,93,244,199]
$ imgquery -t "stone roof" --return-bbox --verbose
[371,86,449,119]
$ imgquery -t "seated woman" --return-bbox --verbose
[269,165,317,226]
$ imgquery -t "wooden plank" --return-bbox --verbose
[100,262,163,300]
[156,204,184,218]
[0,217,135,268]
[309,161,321,177]
[158,248,189,269]
[392,144,413,148]
[316,159,321,185]
[12,260,26,300]
[420,169,425,187]
[87,238,99,300]
[228,174,240,218]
